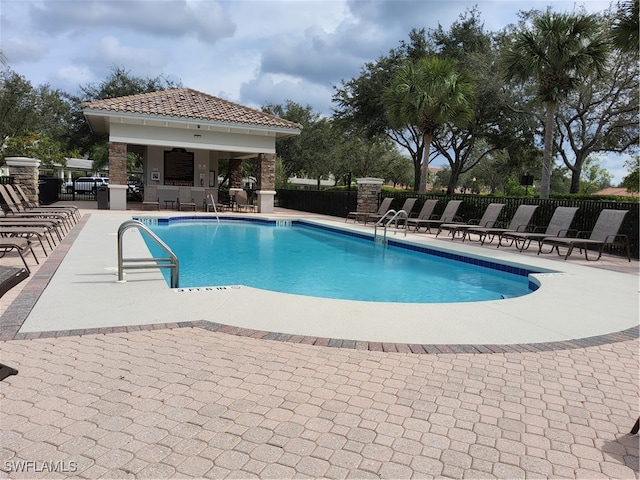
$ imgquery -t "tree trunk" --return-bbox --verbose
[569,155,586,194]
[419,132,433,194]
[447,162,463,196]
[412,144,423,192]
[540,100,557,199]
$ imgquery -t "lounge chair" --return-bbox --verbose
[499,206,579,252]
[177,187,197,211]
[346,197,392,223]
[0,225,54,255]
[412,200,463,233]
[404,200,439,232]
[0,184,73,231]
[0,197,70,235]
[0,266,29,299]
[4,184,76,225]
[0,237,38,273]
[204,193,221,212]
[0,210,64,243]
[12,184,80,222]
[463,204,538,245]
[370,197,417,226]
[235,190,257,212]
[538,209,630,261]
[202,189,223,212]
[141,185,160,210]
[436,203,505,240]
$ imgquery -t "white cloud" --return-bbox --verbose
[51,65,97,89]
[240,73,333,113]
[87,36,168,73]
[27,0,236,43]
[1,36,48,64]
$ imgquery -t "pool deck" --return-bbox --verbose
[0,204,638,478]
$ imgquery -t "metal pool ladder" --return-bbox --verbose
[117,219,180,288]
[374,209,409,245]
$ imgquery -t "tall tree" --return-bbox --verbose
[262,101,319,178]
[554,46,639,193]
[611,0,639,54]
[579,156,612,193]
[332,29,431,189]
[430,8,515,194]
[66,66,180,155]
[501,10,609,198]
[621,156,639,191]
[0,70,72,144]
[384,57,475,193]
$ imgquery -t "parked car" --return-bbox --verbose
[67,177,109,194]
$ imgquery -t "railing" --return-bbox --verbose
[374,209,409,245]
[117,219,179,288]
[207,194,220,224]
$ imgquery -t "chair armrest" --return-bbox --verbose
[604,233,628,245]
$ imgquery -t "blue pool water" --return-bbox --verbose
[142,219,536,303]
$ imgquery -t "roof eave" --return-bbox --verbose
[83,108,301,138]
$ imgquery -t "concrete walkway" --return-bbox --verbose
[0,204,638,479]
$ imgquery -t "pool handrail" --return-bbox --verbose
[207,194,220,223]
[117,219,179,288]
[374,209,409,244]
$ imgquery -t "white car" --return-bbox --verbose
[67,177,109,194]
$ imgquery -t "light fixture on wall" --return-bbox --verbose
[194,134,201,138]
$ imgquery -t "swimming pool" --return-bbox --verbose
[140,217,539,303]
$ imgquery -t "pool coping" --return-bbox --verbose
[0,212,637,352]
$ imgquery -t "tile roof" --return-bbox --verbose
[82,88,302,131]
[593,187,639,197]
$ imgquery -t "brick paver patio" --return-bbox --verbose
[1,328,638,478]
[0,206,638,479]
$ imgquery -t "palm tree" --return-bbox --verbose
[502,11,609,199]
[384,57,474,193]
[611,0,639,54]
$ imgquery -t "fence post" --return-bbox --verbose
[356,178,384,213]
[5,156,40,202]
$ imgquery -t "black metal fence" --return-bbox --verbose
[276,189,639,259]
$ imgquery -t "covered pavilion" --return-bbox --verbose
[82,88,302,211]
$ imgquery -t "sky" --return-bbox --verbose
[0,0,631,183]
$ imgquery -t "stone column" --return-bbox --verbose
[356,178,384,213]
[228,158,244,202]
[108,141,128,210]
[256,153,275,213]
[5,157,40,203]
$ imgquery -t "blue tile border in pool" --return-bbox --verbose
[0,213,637,352]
